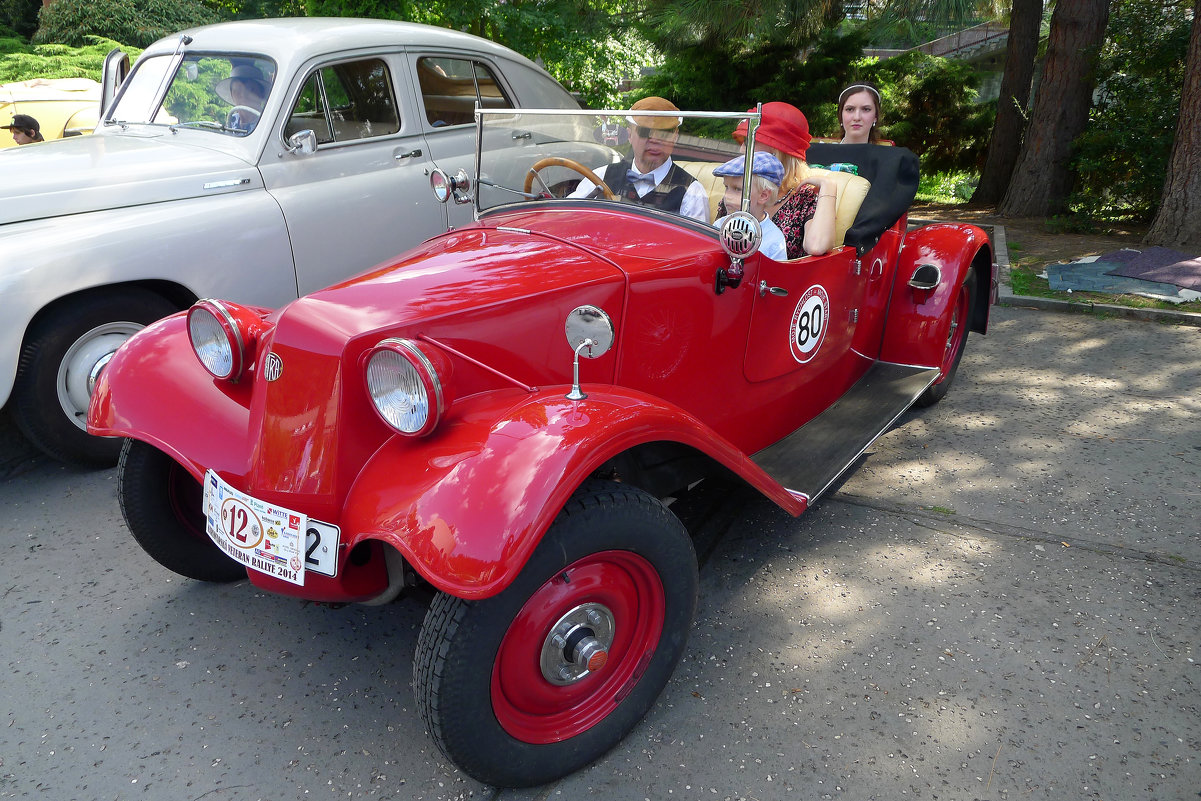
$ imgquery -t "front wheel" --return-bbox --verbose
[11,288,179,466]
[118,439,246,583]
[413,480,698,787]
[916,267,976,407]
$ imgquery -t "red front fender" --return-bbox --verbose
[880,223,993,368]
[87,312,255,479]
[342,387,806,601]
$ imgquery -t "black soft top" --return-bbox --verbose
[807,142,920,254]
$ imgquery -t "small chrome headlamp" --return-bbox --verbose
[188,300,246,381]
[365,339,450,436]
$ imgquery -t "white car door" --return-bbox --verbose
[259,53,448,296]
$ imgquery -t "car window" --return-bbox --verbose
[286,58,400,145]
[418,57,513,128]
[108,54,277,134]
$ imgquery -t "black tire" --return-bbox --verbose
[916,267,976,407]
[12,287,179,467]
[118,439,246,583]
[413,479,698,787]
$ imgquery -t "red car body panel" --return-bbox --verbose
[91,202,993,603]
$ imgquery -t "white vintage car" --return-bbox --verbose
[0,17,580,466]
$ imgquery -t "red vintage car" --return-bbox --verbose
[89,106,994,787]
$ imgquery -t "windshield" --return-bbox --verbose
[107,53,277,135]
[475,108,760,225]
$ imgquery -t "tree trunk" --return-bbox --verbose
[971,0,1043,205]
[1144,0,1201,249]
[997,0,1110,217]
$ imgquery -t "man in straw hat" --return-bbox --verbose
[569,96,709,222]
[215,64,271,132]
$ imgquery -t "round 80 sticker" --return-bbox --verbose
[790,284,830,363]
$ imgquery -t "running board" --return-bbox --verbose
[751,362,940,503]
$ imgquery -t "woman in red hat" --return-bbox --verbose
[730,102,838,258]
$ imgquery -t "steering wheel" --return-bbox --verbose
[226,105,261,129]
[524,157,617,201]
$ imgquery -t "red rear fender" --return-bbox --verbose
[881,223,992,367]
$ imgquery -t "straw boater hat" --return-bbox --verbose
[626,96,683,130]
[214,64,269,105]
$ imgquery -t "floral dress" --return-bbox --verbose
[717,183,819,260]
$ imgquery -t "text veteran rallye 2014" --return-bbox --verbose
[89,105,995,787]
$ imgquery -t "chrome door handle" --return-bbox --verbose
[395,148,422,160]
[759,281,787,297]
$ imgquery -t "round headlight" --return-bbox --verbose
[188,300,245,380]
[366,339,448,436]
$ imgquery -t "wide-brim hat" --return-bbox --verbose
[2,113,40,132]
[215,65,269,105]
[733,101,811,159]
[626,96,683,130]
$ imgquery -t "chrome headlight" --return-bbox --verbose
[188,300,245,380]
[366,339,450,436]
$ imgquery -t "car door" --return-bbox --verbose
[405,53,537,226]
[259,53,448,296]
[743,247,873,415]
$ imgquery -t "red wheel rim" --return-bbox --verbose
[935,280,971,383]
[491,550,666,743]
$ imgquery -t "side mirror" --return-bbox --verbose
[286,129,318,156]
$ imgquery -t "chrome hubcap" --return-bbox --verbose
[539,603,615,686]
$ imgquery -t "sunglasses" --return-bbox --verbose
[633,125,678,141]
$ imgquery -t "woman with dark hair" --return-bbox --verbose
[837,83,881,145]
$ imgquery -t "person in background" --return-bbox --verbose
[570,96,710,222]
[837,83,882,145]
[712,152,788,261]
[3,114,44,144]
[215,65,270,132]
[727,102,838,258]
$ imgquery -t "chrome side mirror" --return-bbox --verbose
[564,305,615,400]
[286,129,318,156]
[430,168,472,205]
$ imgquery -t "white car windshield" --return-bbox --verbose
[474,108,761,224]
[107,53,277,135]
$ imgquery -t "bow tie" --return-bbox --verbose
[627,169,655,184]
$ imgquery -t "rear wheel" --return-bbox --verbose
[12,288,178,466]
[916,268,976,407]
[118,439,245,583]
[413,480,698,787]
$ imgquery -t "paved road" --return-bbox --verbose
[2,305,1199,801]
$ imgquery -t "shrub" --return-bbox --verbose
[34,0,220,49]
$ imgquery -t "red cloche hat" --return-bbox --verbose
[733,101,811,159]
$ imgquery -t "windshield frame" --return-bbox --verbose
[472,106,762,223]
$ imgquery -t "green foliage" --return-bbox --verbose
[1,0,39,40]
[0,36,137,83]
[639,28,870,138]
[863,50,993,173]
[1070,0,1191,221]
[915,169,978,203]
[34,0,221,49]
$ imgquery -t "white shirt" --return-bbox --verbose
[714,213,788,261]
[569,158,711,223]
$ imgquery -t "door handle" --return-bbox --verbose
[759,281,788,297]
[395,148,423,160]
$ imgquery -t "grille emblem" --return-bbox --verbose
[263,352,283,382]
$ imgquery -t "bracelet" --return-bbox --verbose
[820,193,836,199]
